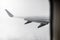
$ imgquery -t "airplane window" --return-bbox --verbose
[0,0,50,40]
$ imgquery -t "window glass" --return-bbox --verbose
[0,0,50,40]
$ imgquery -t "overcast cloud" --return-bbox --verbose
[0,0,50,40]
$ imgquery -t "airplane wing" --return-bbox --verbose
[5,9,49,28]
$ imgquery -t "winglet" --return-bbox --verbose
[5,9,14,17]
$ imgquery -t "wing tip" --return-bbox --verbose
[5,9,14,17]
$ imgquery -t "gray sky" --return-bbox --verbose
[0,0,50,40]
